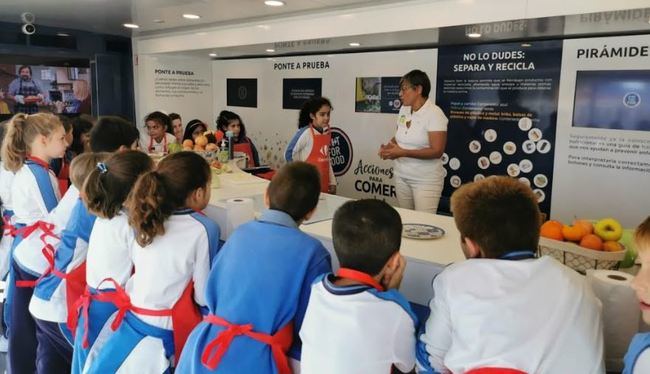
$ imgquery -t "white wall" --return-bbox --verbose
[212,50,437,203]
[134,54,213,129]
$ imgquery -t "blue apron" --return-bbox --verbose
[14,79,41,114]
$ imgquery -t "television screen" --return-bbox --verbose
[573,70,650,132]
[0,64,91,115]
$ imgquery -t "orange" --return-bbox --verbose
[580,234,603,251]
[541,220,564,241]
[562,225,586,242]
[573,219,594,235]
[603,241,624,252]
[195,135,209,147]
[182,139,194,148]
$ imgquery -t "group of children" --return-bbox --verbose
[0,109,649,374]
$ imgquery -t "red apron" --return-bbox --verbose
[57,159,70,196]
[69,278,201,360]
[3,214,16,237]
[305,126,331,193]
[200,315,293,373]
[233,142,255,168]
[14,221,60,288]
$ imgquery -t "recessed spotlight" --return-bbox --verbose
[183,14,201,20]
[266,48,275,53]
[264,1,285,6]
[123,23,140,29]
[467,32,481,38]
[521,43,532,47]
[56,32,70,37]
[209,53,218,57]
[349,42,360,47]
[153,19,165,24]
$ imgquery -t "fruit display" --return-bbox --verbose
[181,131,221,154]
[540,217,627,252]
[210,160,231,174]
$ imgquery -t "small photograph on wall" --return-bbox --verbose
[282,78,322,109]
[227,78,258,108]
[355,76,402,114]
[573,70,650,132]
[355,77,381,113]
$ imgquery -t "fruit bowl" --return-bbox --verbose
[538,237,625,273]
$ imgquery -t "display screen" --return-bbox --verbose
[0,63,92,115]
[573,70,650,132]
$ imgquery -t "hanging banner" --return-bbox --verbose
[436,40,563,215]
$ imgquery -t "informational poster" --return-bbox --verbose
[552,35,650,227]
[226,78,257,108]
[436,40,563,215]
[282,78,322,109]
[135,55,213,129]
[355,76,401,113]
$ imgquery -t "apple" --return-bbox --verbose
[594,218,623,242]
[619,229,638,268]
[167,143,182,154]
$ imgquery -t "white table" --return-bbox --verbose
[206,169,465,305]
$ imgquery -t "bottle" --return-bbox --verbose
[225,130,234,160]
[218,138,229,163]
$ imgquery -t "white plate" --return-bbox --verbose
[402,223,446,240]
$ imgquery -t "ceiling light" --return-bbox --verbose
[467,32,481,38]
[183,14,201,20]
[56,32,70,37]
[266,48,275,52]
[123,23,140,29]
[349,42,360,47]
[521,43,532,47]
[153,19,165,24]
[264,1,285,6]
[209,53,217,57]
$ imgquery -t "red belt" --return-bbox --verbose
[69,278,172,348]
[201,314,293,373]
[14,221,60,288]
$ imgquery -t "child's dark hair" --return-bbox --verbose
[183,119,207,141]
[216,111,246,141]
[332,199,402,275]
[89,116,139,152]
[451,176,541,258]
[145,111,172,133]
[70,116,94,155]
[267,161,320,221]
[401,69,431,98]
[169,113,181,122]
[83,150,154,219]
[298,97,332,129]
[126,151,210,246]
[57,115,73,133]
[70,152,109,190]
[1,113,63,172]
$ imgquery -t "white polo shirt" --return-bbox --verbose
[11,164,61,225]
[139,132,177,154]
[394,99,448,182]
[0,162,15,212]
[86,213,135,290]
[418,255,605,374]
[300,274,417,373]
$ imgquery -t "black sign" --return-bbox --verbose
[330,127,353,176]
[227,78,257,108]
[282,78,322,109]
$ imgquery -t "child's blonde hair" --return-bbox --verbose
[1,113,63,172]
[69,152,110,190]
[635,216,650,253]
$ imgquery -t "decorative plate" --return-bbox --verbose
[402,223,445,240]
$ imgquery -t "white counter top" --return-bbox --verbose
[207,169,465,305]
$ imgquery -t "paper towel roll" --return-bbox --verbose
[226,197,255,237]
[586,269,640,372]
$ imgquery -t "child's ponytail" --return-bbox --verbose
[82,150,154,219]
[126,151,210,247]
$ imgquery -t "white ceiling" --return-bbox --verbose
[0,0,404,37]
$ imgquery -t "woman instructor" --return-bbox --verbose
[379,70,447,213]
